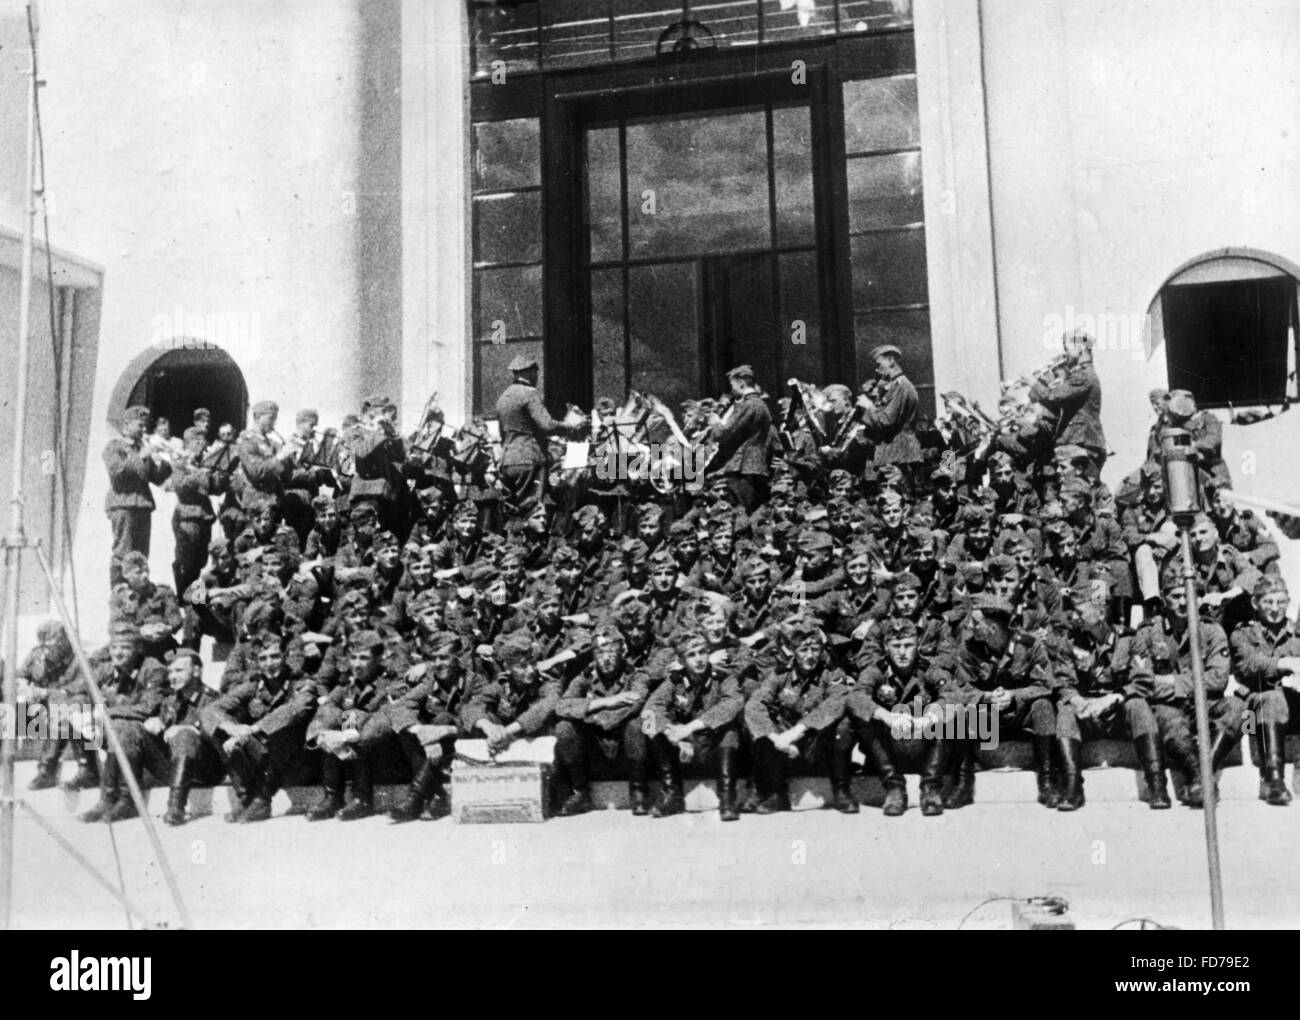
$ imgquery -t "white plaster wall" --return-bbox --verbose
[27,0,402,633]
[978,0,1300,492]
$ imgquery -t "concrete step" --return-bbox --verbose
[14,757,1290,822]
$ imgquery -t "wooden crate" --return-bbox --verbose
[450,761,550,823]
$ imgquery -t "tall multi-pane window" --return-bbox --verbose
[467,0,930,416]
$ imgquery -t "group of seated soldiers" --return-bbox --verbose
[13,382,1300,829]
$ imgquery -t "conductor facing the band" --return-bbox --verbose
[496,353,576,513]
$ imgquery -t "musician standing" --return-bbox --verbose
[281,408,333,547]
[1029,329,1107,480]
[859,345,922,496]
[495,354,574,517]
[705,364,772,512]
[104,405,172,587]
[344,395,413,540]
[233,399,287,512]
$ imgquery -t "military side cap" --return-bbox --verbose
[782,616,826,646]
[508,353,539,373]
[251,400,279,416]
[726,364,756,381]
[986,554,1018,578]
[1054,444,1090,463]
[349,501,379,521]
[372,529,400,550]
[1167,389,1197,418]
[742,556,773,578]
[295,408,320,425]
[870,344,902,361]
[550,544,580,567]
[121,405,151,423]
[1059,477,1093,501]
[622,539,650,565]
[109,620,142,642]
[494,630,536,666]
[36,619,66,642]
[613,599,652,627]
[648,549,676,571]
[1139,460,1162,481]
[121,550,150,571]
[884,617,918,639]
[312,494,338,513]
[971,594,1014,621]
[668,519,695,539]
[193,407,212,420]
[573,505,605,527]
[799,530,835,551]
[362,395,396,412]
[425,632,462,655]
[1254,575,1289,599]
[351,629,385,653]
[892,571,922,592]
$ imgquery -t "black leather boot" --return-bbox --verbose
[867,729,904,816]
[223,752,255,823]
[650,741,685,818]
[106,793,140,823]
[943,741,976,809]
[754,743,790,814]
[78,790,117,823]
[308,757,345,821]
[919,739,947,816]
[338,758,375,820]
[717,746,740,822]
[28,740,65,790]
[62,751,100,792]
[556,727,593,816]
[1167,732,1203,808]
[1056,737,1085,811]
[163,756,191,826]
[830,743,860,815]
[390,760,441,822]
[1135,732,1171,809]
[1260,721,1291,806]
[1032,735,1061,809]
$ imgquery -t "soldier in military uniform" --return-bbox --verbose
[553,625,652,816]
[306,629,411,821]
[233,400,289,512]
[170,427,221,596]
[858,345,922,495]
[1120,461,1179,613]
[1125,564,1238,807]
[463,631,562,754]
[1167,512,1260,636]
[704,365,773,513]
[496,353,577,517]
[744,617,855,814]
[343,395,413,540]
[76,622,168,823]
[846,617,948,816]
[155,649,224,826]
[201,632,318,823]
[1055,602,1168,810]
[932,594,1065,809]
[1028,328,1107,480]
[108,550,184,670]
[103,404,172,586]
[1229,575,1300,805]
[386,633,474,822]
[1208,484,1279,575]
[17,621,87,791]
[641,627,745,820]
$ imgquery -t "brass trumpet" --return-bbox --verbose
[1000,354,1071,393]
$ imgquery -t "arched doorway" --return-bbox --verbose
[124,343,248,437]
[1146,248,1300,409]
